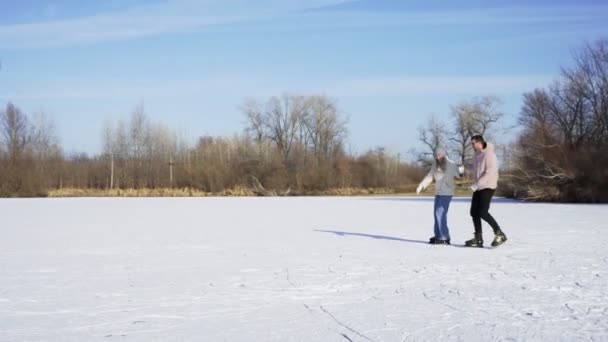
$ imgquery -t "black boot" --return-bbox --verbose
[464,234,483,248]
[491,230,507,247]
[429,237,451,245]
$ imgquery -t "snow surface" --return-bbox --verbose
[1,196,607,341]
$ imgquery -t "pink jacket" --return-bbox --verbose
[473,143,499,190]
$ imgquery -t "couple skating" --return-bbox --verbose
[416,134,508,248]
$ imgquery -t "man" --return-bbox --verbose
[465,135,507,248]
[416,152,464,245]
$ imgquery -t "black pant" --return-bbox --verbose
[470,188,501,236]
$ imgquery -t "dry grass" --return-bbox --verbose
[321,187,399,196]
[49,188,214,197]
[47,183,473,198]
[48,187,406,197]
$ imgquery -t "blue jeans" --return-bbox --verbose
[434,195,453,241]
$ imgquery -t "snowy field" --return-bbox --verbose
[1,196,607,341]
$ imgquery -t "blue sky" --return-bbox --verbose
[1,0,607,157]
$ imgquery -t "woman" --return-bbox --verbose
[416,152,464,245]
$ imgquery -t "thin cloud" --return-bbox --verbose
[0,0,357,49]
[0,2,606,50]
[0,74,554,101]
[323,75,554,97]
[0,75,283,101]
[246,5,608,32]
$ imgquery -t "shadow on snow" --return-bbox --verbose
[315,229,428,245]
[315,229,492,249]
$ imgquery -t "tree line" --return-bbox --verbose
[0,95,425,197]
[1,39,607,202]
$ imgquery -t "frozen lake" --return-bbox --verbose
[1,197,607,341]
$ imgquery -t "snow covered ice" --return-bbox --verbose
[1,197,607,341]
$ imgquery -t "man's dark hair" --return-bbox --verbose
[471,134,483,142]
[471,134,487,148]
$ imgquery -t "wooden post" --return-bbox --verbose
[110,153,114,189]
[169,155,174,187]
[397,153,401,183]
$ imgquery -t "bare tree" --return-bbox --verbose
[264,94,307,161]
[303,95,348,160]
[449,96,504,164]
[241,99,265,146]
[510,39,608,202]
[560,40,608,146]
[30,112,60,157]
[102,119,129,188]
[241,94,353,191]
[0,103,30,164]
[29,112,63,189]
[450,105,475,165]
[418,115,447,163]
[0,103,54,196]
[469,96,504,137]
